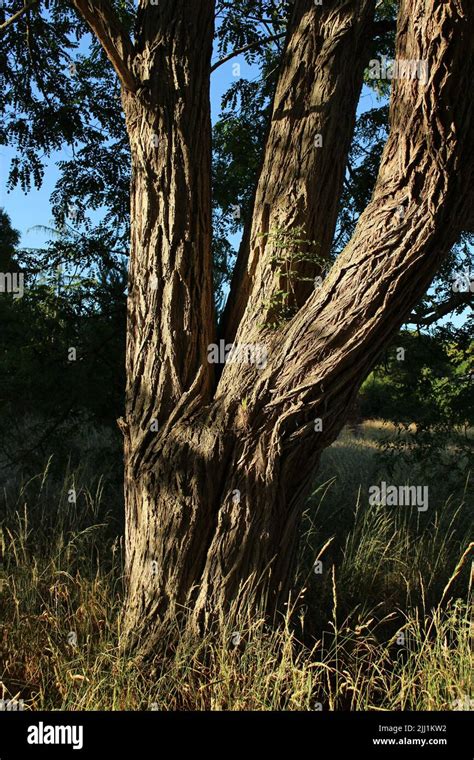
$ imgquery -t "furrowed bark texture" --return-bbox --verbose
[119,1,216,638]
[93,0,474,646]
[70,0,137,91]
[120,0,379,645]
[193,0,474,624]
[221,0,376,344]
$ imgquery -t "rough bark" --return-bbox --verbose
[70,0,137,91]
[119,1,216,638]
[119,0,379,644]
[193,0,474,625]
[71,0,474,648]
[220,0,376,344]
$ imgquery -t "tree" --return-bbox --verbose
[2,0,474,651]
[0,209,127,480]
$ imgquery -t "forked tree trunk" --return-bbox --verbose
[71,0,474,650]
[120,0,379,646]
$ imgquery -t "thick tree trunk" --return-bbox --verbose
[195,0,474,625]
[120,0,378,645]
[69,0,472,651]
[120,0,474,649]
[119,1,217,643]
[70,0,474,649]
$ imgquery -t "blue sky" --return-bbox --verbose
[0,39,258,250]
[1,33,468,330]
[0,19,382,252]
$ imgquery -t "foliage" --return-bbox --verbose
[259,225,325,327]
[361,330,473,426]
[0,211,126,471]
[359,330,473,485]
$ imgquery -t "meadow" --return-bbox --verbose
[0,421,472,711]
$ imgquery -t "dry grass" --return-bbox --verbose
[0,425,472,711]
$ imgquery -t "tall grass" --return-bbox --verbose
[0,422,472,710]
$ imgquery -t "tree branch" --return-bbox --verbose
[69,0,137,92]
[412,291,473,327]
[219,0,375,344]
[461,184,474,232]
[0,0,39,32]
[211,32,286,72]
[217,0,474,467]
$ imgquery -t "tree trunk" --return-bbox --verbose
[120,0,378,645]
[121,0,474,649]
[119,1,217,643]
[70,0,474,650]
[221,0,376,343]
[196,0,474,626]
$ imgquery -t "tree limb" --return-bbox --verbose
[219,0,375,344]
[0,0,39,32]
[412,291,473,327]
[217,0,474,466]
[211,32,286,72]
[69,0,137,92]
[461,184,474,232]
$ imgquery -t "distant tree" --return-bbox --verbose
[0,210,127,470]
[0,209,21,270]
